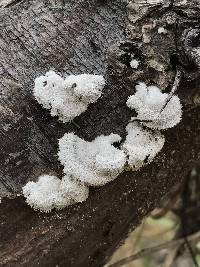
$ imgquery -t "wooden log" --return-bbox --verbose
[0,0,199,266]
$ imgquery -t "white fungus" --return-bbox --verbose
[130,59,140,69]
[58,133,126,186]
[158,27,168,34]
[122,122,165,170]
[22,70,184,213]
[126,82,182,130]
[22,174,89,212]
[33,71,105,122]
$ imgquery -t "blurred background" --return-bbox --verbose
[106,163,200,267]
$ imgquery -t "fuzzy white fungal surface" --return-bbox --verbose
[58,133,126,186]
[126,82,182,130]
[122,122,165,170]
[24,70,184,213]
[158,27,168,34]
[130,59,140,69]
[23,175,89,212]
[33,71,105,122]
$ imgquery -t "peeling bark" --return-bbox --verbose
[0,0,199,266]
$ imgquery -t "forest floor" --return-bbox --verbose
[106,210,199,267]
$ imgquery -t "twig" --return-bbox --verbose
[158,68,182,115]
[161,244,181,267]
[106,231,200,267]
[180,168,199,267]
[71,121,81,129]
[131,221,145,252]
[184,237,199,267]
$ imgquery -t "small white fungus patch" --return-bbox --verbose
[22,174,89,212]
[130,59,140,69]
[58,133,126,186]
[158,27,168,34]
[126,82,182,130]
[33,71,105,122]
[122,122,165,170]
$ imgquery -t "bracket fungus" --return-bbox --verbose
[58,133,127,186]
[126,82,182,130]
[33,71,105,122]
[22,175,89,212]
[122,122,165,170]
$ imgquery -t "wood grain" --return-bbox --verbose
[0,1,199,266]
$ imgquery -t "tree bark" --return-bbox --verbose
[0,0,199,266]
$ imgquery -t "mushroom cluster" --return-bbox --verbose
[23,71,182,212]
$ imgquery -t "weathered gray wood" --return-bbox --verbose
[0,0,127,197]
[0,0,199,266]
